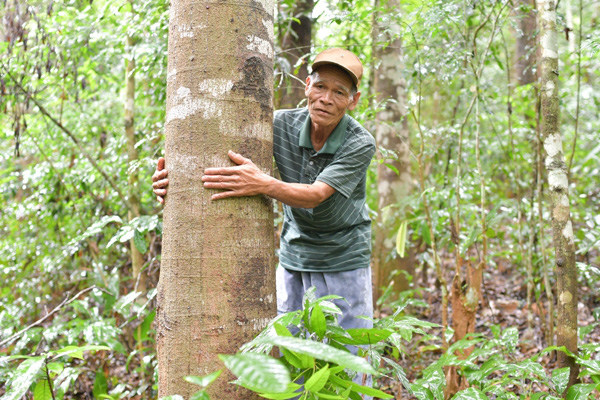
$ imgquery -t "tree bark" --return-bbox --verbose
[514,0,537,85]
[157,1,276,398]
[276,0,313,109]
[372,0,413,305]
[536,0,579,390]
[124,1,146,294]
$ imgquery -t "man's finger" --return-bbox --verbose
[152,179,169,189]
[204,166,241,175]
[157,157,165,171]
[211,191,238,201]
[157,195,164,204]
[228,150,250,165]
[154,188,167,196]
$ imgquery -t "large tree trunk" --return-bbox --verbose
[536,0,579,390]
[157,1,276,398]
[371,0,413,306]
[124,1,146,294]
[514,0,537,86]
[276,0,313,109]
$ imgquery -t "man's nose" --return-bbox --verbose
[320,90,333,104]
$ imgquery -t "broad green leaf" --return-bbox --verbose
[219,353,290,393]
[334,328,392,345]
[185,370,222,388]
[328,374,393,398]
[0,357,45,400]
[92,370,108,399]
[34,379,53,400]
[134,229,148,254]
[255,336,375,374]
[396,220,408,257]
[551,367,570,394]
[310,304,326,339]
[258,392,303,399]
[304,364,330,393]
[451,387,489,400]
[52,345,110,360]
[565,383,600,400]
[190,391,210,400]
[410,383,435,400]
[314,392,345,399]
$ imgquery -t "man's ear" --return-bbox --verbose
[304,76,311,97]
[347,91,361,111]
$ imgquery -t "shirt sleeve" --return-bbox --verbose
[316,132,376,199]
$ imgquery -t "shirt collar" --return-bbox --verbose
[299,111,349,155]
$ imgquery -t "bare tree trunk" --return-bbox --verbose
[124,1,146,294]
[371,0,413,305]
[276,0,313,109]
[536,0,579,390]
[157,1,276,398]
[514,0,537,85]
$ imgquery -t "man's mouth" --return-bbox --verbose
[314,108,331,115]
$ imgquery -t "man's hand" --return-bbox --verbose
[202,151,271,200]
[152,157,169,204]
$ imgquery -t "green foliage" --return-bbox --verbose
[0,345,109,400]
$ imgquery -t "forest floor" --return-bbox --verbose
[376,255,600,399]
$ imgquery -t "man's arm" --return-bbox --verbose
[202,151,335,209]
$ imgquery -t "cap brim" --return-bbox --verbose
[311,61,360,86]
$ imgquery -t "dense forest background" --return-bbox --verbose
[1,0,599,398]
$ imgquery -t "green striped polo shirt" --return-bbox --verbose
[273,108,376,273]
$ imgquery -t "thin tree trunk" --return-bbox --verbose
[157,1,276,398]
[536,0,579,390]
[276,0,313,109]
[372,0,413,305]
[124,1,146,294]
[514,0,537,86]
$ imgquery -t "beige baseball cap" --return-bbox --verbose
[311,48,363,88]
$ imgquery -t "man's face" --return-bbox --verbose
[305,65,360,131]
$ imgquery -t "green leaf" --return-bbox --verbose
[565,383,600,400]
[184,370,222,388]
[396,220,408,257]
[34,379,53,400]
[304,364,330,393]
[134,229,148,254]
[1,357,45,400]
[258,392,303,399]
[255,336,375,374]
[314,392,345,399]
[52,345,110,360]
[310,304,326,339]
[219,353,290,393]
[334,328,392,345]
[451,387,489,400]
[159,396,185,400]
[328,374,393,398]
[551,367,570,394]
[190,391,210,400]
[92,370,108,399]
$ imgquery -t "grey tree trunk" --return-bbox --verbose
[276,0,313,109]
[372,0,413,304]
[514,0,537,85]
[536,0,579,389]
[157,0,276,398]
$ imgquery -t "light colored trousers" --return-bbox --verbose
[276,266,374,399]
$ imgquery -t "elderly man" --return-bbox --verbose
[153,48,376,334]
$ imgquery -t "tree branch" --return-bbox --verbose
[1,65,134,213]
[0,286,98,347]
